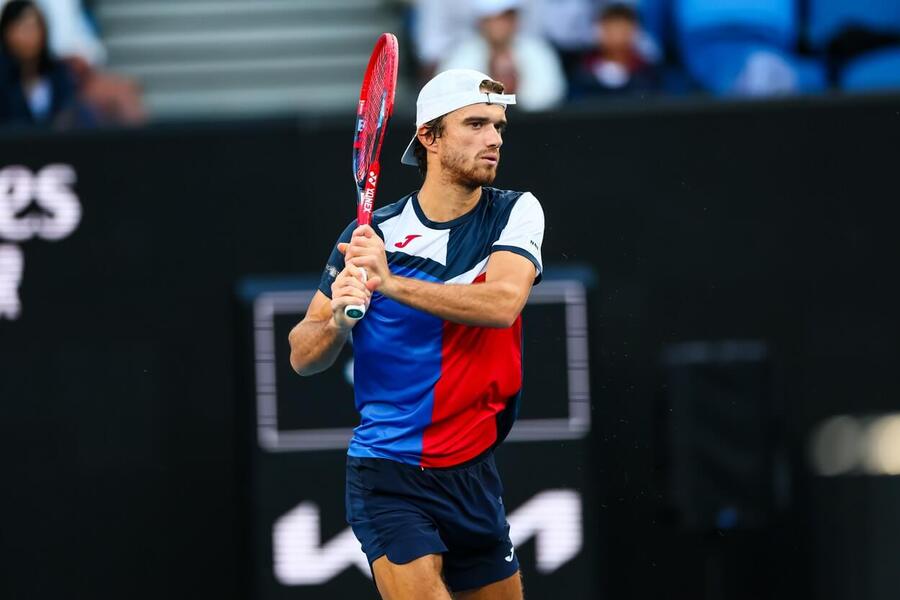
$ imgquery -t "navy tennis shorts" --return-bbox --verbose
[345,451,520,592]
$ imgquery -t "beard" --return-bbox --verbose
[440,146,498,189]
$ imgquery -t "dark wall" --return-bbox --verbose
[1,95,899,599]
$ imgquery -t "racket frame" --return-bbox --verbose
[346,33,398,320]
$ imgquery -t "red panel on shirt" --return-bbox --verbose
[420,274,523,467]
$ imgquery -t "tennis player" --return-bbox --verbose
[289,69,544,600]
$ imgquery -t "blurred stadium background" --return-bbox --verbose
[1,0,900,598]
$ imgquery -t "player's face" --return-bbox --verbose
[438,103,507,188]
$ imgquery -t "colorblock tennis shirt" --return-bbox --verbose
[319,187,544,468]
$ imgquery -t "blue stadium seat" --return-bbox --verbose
[679,40,826,95]
[807,0,900,50]
[840,47,900,91]
[639,0,672,49]
[675,0,798,48]
[673,0,826,95]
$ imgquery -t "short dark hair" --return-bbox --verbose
[598,3,639,23]
[0,0,53,75]
[412,79,507,177]
[412,115,446,177]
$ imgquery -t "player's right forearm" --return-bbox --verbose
[288,318,350,376]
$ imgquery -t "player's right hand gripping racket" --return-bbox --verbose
[345,32,399,320]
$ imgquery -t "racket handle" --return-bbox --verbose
[344,268,368,320]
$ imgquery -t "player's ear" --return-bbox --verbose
[417,125,438,149]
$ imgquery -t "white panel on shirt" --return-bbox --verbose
[492,192,544,273]
[379,201,449,266]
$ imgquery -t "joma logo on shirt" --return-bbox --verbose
[394,234,422,249]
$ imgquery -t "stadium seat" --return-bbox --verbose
[673,0,826,95]
[807,0,900,50]
[639,0,672,50]
[840,46,900,91]
[679,40,826,95]
[675,0,798,48]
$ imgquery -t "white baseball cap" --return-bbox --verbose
[472,0,522,19]
[400,69,517,167]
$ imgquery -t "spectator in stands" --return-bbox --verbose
[570,2,661,97]
[412,0,477,83]
[0,0,88,127]
[411,0,592,84]
[35,0,145,124]
[438,0,566,111]
[36,0,106,66]
[524,0,599,76]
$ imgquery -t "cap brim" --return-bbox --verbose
[400,134,418,166]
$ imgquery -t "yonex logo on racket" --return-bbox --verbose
[360,171,379,214]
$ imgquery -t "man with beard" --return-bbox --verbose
[289,69,544,600]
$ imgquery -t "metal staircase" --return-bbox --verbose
[94,0,404,120]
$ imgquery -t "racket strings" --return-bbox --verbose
[355,50,395,182]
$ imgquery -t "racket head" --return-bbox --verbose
[353,33,399,227]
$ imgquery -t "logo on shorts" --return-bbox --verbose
[394,234,421,249]
[504,546,515,562]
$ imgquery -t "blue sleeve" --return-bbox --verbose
[318,220,357,298]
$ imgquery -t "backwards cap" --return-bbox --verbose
[400,69,516,167]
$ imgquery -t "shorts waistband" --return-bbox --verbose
[348,448,495,472]
[422,447,494,471]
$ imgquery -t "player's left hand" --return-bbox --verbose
[339,225,390,291]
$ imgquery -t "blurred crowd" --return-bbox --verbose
[2,0,900,129]
[405,0,900,110]
[0,0,143,130]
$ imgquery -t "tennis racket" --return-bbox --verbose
[345,32,399,320]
